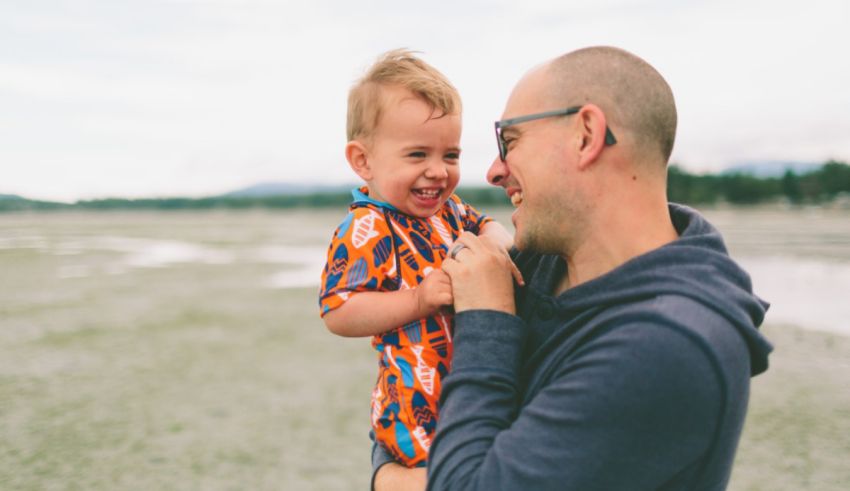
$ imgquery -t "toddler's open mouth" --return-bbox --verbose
[413,188,442,200]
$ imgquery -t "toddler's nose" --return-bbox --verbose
[425,160,448,179]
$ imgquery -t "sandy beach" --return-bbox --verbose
[1,209,848,490]
[730,322,850,490]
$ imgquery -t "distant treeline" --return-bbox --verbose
[2,161,848,213]
[0,187,510,212]
[667,160,850,205]
[76,187,515,210]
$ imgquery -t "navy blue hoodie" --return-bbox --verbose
[421,204,772,490]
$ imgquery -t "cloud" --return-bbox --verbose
[1,0,848,200]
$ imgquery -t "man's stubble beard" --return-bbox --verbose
[516,192,585,256]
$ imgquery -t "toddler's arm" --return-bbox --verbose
[323,269,452,338]
[479,221,514,251]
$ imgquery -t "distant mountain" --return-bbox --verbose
[722,160,821,178]
[223,182,357,197]
[0,194,68,211]
[4,159,846,212]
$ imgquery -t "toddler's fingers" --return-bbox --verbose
[509,259,525,286]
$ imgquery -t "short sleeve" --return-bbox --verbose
[319,208,396,316]
[447,195,492,235]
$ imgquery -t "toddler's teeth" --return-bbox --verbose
[415,189,441,198]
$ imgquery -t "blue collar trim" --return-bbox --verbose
[351,188,399,212]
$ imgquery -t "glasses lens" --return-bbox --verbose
[495,125,506,162]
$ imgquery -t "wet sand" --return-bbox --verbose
[1,210,848,490]
[729,323,850,490]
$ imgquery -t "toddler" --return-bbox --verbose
[319,49,514,467]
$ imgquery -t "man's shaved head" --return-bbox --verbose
[546,46,677,165]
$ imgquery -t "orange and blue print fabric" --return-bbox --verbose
[319,187,491,467]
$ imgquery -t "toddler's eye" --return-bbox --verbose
[408,151,426,159]
[445,152,460,161]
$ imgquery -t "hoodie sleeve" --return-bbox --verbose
[426,311,726,491]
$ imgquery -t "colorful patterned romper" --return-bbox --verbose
[319,187,491,467]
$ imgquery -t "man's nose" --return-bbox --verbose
[487,156,509,186]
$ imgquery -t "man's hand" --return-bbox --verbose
[414,268,453,317]
[442,232,518,314]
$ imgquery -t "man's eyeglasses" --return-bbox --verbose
[494,106,617,162]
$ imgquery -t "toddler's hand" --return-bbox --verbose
[479,235,525,287]
[415,269,454,316]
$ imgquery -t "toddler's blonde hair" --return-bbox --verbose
[347,49,461,142]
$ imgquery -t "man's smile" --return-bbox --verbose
[510,191,523,207]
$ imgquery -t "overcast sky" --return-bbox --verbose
[2,0,848,202]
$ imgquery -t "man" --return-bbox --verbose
[373,46,772,491]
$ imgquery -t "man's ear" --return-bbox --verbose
[575,104,609,170]
[345,140,371,180]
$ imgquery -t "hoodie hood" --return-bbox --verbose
[520,203,772,375]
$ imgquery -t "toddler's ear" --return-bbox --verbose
[345,140,371,180]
